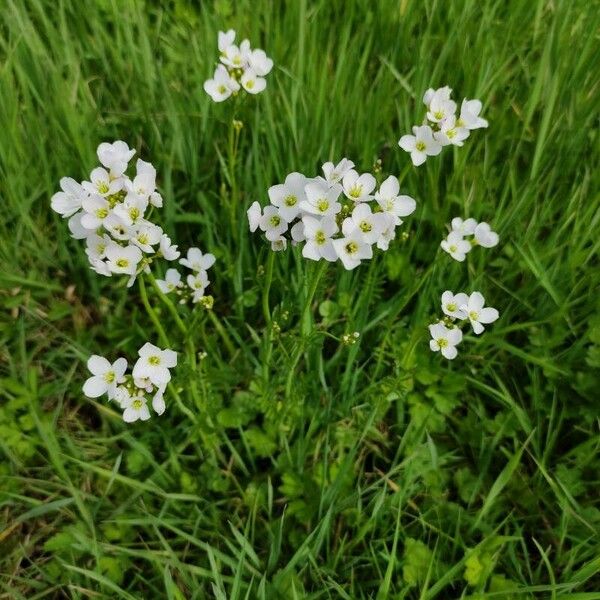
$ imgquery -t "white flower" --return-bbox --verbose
[113,195,148,226]
[80,195,113,229]
[290,221,306,243]
[83,355,127,399]
[85,233,112,261]
[268,172,308,221]
[220,43,246,69]
[247,201,262,232]
[249,49,273,76]
[204,65,240,102]
[187,272,209,302]
[67,212,90,239]
[270,236,287,251]
[97,141,135,176]
[322,158,355,185]
[128,159,157,200]
[105,242,143,275]
[332,230,373,270]
[132,343,177,386]
[152,384,167,415]
[241,69,267,94]
[113,386,131,408]
[441,231,472,262]
[451,217,477,236]
[434,115,470,147]
[121,392,151,423]
[218,29,236,52]
[156,268,182,294]
[474,222,499,248]
[342,203,387,244]
[51,177,86,217]
[301,180,342,217]
[441,290,469,320]
[376,215,397,251]
[426,90,457,123]
[133,377,154,393]
[302,216,338,262]
[89,258,111,277]
[342,170,376,202]
[83,167,123,197]
[179,247,216,272]
[461,292,499,334]
[259,205,289,241]
[160,234,180,260]
[458,99,488,130]
[103,214,133,241]
[423,86,452,107]
[374,176,416,225]
[398,125,442,166]
[132,222,162,253]
[429,323,462,359]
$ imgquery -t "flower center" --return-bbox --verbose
[96,207,109,219]
[115,258,129,268]
[98,182,109,194]
[345,241,358,255]
[104,371,115,383]
[449,244,457,252]
[148,355,161,366]
[284,195,297,207]
[456,117,465,127]
[447,129,456,139]
[447,303,457,312]
[315,231,326,245]
[269,215,281,227]
[316,199,329,212]
[469,311,479,321]
[359,220,372,233]
[349,185,362,199]
[132,398,144,409]
[438,338,448,348]
[138,233,149,244]
[245,79,255,89]
[218,85,227,94]
[434,111,444,120]
[129,207,140,221]
[386,200,394,211]
[416,141,426,152]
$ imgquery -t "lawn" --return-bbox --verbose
[1,0,600,597]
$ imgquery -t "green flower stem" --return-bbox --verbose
[285,261,328,399]
[262,251,275,325]
[301,261,327,337]
[138,276,170,347]
[207,310,237,357]
[147,272,188,337]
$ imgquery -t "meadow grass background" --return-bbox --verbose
[1,0,600,597]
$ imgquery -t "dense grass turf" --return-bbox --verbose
[1,0,600,597]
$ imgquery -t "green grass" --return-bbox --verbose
[1,0,600,597]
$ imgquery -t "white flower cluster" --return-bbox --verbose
[399,86,488,166]
[429,291,499,359]
[204,29,273,102]
[247,159,416,270]
[51,141,181,286]
[83,343,177,422]
[441,217,499,262]
[155,247,215,304]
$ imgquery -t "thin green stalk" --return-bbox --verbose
[262,251,275,325]
[207,310,237,357]
[147,272,187,337]
[138,276,170,347]
[285,261,328,398]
